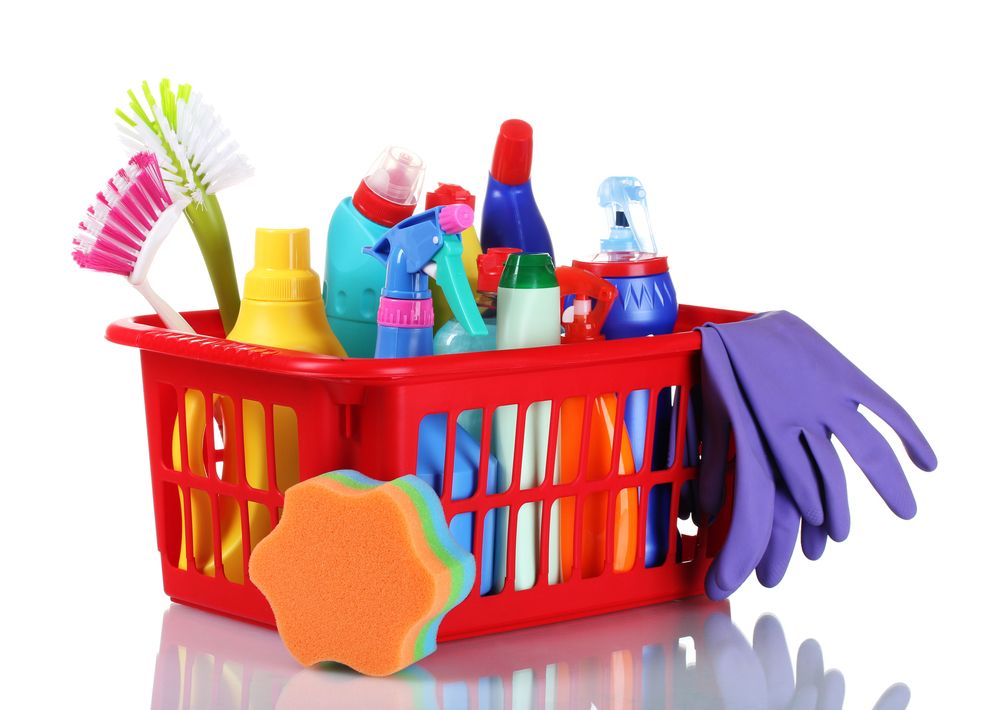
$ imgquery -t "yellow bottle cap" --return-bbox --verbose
[244,228,322,302]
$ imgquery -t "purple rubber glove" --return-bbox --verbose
[708,312,937,541]
[697,326,777,597]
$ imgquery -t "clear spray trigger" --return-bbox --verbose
[597,176,657,257]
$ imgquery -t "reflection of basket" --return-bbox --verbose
[108,304,744,641]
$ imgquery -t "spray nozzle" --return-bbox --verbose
[364,205,486,337]
[364,146,425,206]
[555,266,617,343]
[597,176,656,257]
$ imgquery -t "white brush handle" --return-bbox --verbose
[130,200,190,285]
[132,279,196,333]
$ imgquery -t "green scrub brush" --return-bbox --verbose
[116,79,252,333]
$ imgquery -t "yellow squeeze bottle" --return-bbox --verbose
[173,228,345,583]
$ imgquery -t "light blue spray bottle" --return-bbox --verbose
[323,146,425,357]
[365,204,499,594]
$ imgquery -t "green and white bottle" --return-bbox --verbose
[492,253,562,591]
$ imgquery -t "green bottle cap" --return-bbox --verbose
[499,252,557,289]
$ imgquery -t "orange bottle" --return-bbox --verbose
[555,267,638,580]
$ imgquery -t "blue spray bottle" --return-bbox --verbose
[572,177,679,567]
[365,204,498,594]
[480,119,554,258]
[324,146,425,357]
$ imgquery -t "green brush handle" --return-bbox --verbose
[184,194,241,333]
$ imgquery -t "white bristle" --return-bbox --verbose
[116,86,252,204]
[175,92,253,196]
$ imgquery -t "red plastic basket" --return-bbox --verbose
[107,304,745,642]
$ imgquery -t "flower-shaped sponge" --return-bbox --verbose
[248,470,475,676]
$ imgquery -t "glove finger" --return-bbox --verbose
[698,368,732,518]
[752,615,795,707]
[704,563,734,600]
[703,612,769,708]
[796,638,825,687]
[713,421,776,591]
[683,384,703,469]
[755,486,800,587]
[801,521,828,560]
[787,686,819,710]
[818,670,846,710]
[700,328,777,592]
[832,411,918,520]
[760,428,823,527]
[854,376,937,472]
[801,429,850,542]
[872,683,911,710]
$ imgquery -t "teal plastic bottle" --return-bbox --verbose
[323,146,425,357]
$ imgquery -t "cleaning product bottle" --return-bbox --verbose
[365,204,487,357]
[433,247,521,357]
[434,247,521,447]
[324,146,425,357]
[554,266,638,580]
[572,176,678,567]
[173,228,345,583]
[366,204,498,594]
[492,252,562,591]
[425,183,484,332]
[480,119,554,258]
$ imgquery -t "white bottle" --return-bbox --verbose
[492,253,562,591]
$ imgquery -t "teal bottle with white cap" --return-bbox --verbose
[491,253,562,591]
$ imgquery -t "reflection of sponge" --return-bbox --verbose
[248,470,474,676]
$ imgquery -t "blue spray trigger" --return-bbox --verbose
[363,207,452,300]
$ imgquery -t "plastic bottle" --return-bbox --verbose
[425,184,483,332]
[434,247,521,442]
[492,252,561,591]
[365,205,486,358]
[173,228,345,583]
[324,146,425,357]
[554,266,638,580]
[572,177,679,568]
[433,247,521,357]
[480,119,554,258]
[366,205,498,595]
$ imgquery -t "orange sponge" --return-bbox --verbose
[248,470,473,676]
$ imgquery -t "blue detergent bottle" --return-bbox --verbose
[572,177,679,567]
[323,146,425,357]
[480,119,554,258]
[366,204,498,594]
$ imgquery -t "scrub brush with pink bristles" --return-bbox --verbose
[73,152,194,333]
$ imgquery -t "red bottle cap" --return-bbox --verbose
[353,180,418,228]
[490,119,533,185]
[425,183,476,211]
[572,255,669,278]
[555,266,618,343]
[476,247,522,293]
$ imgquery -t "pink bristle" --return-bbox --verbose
[130,152,173,211]
[73,152,179,278]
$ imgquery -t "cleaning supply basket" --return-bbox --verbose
[107,304,746,642]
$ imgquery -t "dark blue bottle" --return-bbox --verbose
[480,119,554,258]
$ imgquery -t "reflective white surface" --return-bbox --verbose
[151,600,911,709]
[5,1,998,708]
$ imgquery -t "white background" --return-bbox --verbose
[2,1,997,707]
